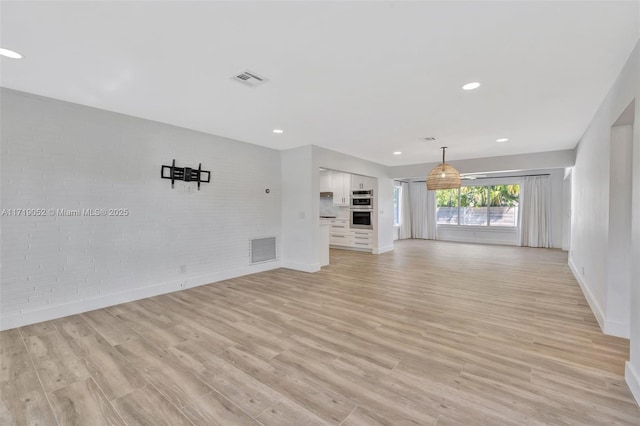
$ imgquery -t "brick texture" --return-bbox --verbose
[0,89,281,329]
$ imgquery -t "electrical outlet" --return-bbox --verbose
[180,264,187,274]
[581,266,585,276]
[179,281,186,289]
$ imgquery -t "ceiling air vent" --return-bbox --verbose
[232,70,268,87]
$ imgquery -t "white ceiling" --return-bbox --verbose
[1,1,638,166]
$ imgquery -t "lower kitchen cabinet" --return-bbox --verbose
[330,233,350,246]
[325,219,373,251]
[329,219,350,247]
[350,229,373,249]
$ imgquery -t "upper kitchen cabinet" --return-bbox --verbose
[351,174,376,191]
[319,170,332,193]
[332,172,351,206]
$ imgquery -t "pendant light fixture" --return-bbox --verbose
[426,147,461,190]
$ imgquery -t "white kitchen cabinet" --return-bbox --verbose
[329,219,350,247]
[363,176,376,190]
[319,170,332,193]
[331,172,351,206]
[350,229,373,249]
[351,174,364,191]
[351,175,376,191]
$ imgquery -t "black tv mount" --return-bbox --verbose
[161,159,211,190]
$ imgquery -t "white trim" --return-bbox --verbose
[281,261,321,273]
[568,258,630,338]
[373,245,394,254]
[569,258,605,332]
[0,261,280,331]
[604,320,630,339]
[625,362,640,407]
[330,246,372,253]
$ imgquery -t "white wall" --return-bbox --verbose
[280,146,317,272]
[562,170,572,251]
[437,226,518,246]
[569,40,639,405]
[0,89,282,330]
[629,47,640,406]
[606,124,633,336]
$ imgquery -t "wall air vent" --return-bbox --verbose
[232,70,268,87]
[251,237,277,264]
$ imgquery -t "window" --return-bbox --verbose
[489,184,520,227]
[436,188,459,224]
[436,184,520,227]
[460,186,488,226]
[393,186,401,226]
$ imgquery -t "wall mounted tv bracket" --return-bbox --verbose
[161,159,211,190]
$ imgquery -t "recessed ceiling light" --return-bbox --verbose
[273,129,283,134]
[393,151,402,155]
[462,82,481,91]
[0,48,22,59]
[496,138,509,142]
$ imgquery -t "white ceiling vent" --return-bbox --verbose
[232,70,267,87]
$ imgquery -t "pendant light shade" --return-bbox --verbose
[426,147,461,190]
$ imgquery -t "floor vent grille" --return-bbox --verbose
[251,237,277,264]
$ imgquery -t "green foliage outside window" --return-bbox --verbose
[436,184,520,227]
[489,184,520,207]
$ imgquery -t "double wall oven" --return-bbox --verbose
[350,190,373,229]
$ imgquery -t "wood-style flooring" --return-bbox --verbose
[1,240,639,425]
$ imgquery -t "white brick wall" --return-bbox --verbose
[0,89,281,330]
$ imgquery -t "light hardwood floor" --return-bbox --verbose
[1,240,639,425]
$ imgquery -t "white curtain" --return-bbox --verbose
[399,182,412,239]
[519,176,552,248]
[409,182,438,240]
[426,189,438,240]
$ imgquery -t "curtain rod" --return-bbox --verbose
[406,173,550,183]
[465,173,551,180]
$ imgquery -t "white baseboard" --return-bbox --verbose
[568,259,630,338]
[625,362,640,407]
[281,261,321,273]
[373,244,394,254]
[568,258,605,333]
[0,261,281,331]
[604,319,630,339]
